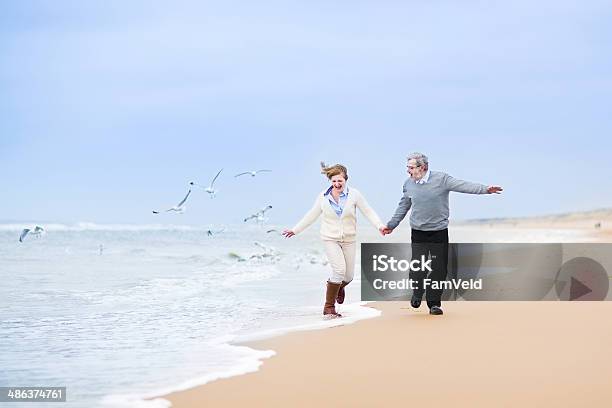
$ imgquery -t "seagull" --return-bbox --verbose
[320,161,328,174]
[152,189,192,214]
[254,241,278,255]
[308,254,328,266]
[244,205,273,223]
[228,252,246,262]
[266,229,284,237]
[291,253,327,267]
[248,242,281,263]
[19,226,45,242]
[207,227,226,237]
[235,169,272,178]
[191,168,223,198]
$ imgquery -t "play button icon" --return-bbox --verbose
[569,276,592,300]
[555,257,609,301]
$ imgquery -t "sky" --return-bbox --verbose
[1,0,611,226]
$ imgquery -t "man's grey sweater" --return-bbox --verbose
[387,170,489,231]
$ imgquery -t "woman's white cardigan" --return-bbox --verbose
[292,187,384,242]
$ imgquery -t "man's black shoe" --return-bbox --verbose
[429,305,443,315]
[410,296,422,309]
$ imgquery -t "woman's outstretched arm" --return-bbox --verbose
[283,195,322,237]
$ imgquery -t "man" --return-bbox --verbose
[382,152,502,315]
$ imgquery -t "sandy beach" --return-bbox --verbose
[159,223,612,408]
[163,301,612,407]
[460,209,612,238]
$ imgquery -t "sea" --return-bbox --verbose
[0,223,381,407]
[0,222,594,407]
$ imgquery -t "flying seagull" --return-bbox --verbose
[207,227,226,237]
[19,226,45,242]
[244,205,273,223]
[320,161,327,174]
[235,169,272,178]
[250,242,281,262]
[152,189,192,214]
[191,168,223,198]
[253,241,279,256]
[266,229,284,237]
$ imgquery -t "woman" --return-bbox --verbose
[283,163,386,318]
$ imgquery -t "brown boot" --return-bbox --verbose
[337,281,350,304]
[323,281,342,318]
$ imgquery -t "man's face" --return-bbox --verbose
[407,159,427,180]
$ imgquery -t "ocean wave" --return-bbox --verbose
[102,345,275,408]
[104,302,380,408]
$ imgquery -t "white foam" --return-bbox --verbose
[102,345,275,408]
[234,301,381,342]
[104,301,380,408]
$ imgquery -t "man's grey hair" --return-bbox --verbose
[407,152,429,168]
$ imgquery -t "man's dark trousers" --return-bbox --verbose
[410,228,449,308]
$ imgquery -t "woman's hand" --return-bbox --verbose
[282,229,295,238]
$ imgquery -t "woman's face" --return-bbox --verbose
[330,174,346,191]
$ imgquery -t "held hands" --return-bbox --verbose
[487,185,503,194]
[282,229,295,238]
[286,227,392,237]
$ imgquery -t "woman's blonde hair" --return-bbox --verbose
[320,161,348,181]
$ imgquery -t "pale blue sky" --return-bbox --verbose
[2,0,611,225]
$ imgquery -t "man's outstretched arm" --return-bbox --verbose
[445,174,502,195]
